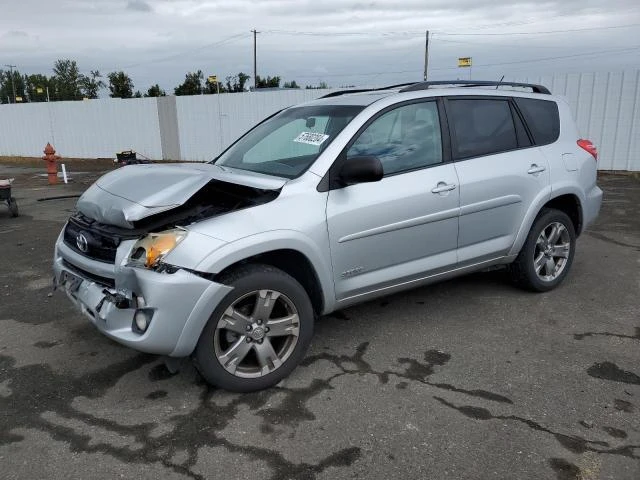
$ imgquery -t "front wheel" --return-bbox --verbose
[510,208,576,292]
[194,264,314,392]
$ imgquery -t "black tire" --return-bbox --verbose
[509,208,576,292]
[194,264,314,392]
[8,198,18,217]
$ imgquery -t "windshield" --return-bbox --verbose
[214,105,364,179]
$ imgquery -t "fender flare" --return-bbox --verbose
[195,230,336,314]
[508,183,585,256]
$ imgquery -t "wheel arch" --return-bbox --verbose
[214,249,325,317]
[509,185,585,257]
[195,231,335,315]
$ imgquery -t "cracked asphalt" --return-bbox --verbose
[0,165,638,480]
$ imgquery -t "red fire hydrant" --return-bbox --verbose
[42,143,60,185]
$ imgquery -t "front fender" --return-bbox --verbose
[194,230,336,314]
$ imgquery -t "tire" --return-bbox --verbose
[194,264,314,392]
[509,208,576,292]
[8,198,18,217]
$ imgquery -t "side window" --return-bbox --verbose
[514,98,560,145]
[347,102,442,176]
[447,99,518,159]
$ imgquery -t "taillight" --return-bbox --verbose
[577,139,598,160]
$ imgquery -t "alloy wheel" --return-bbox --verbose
[213,289,300,378]
[533,221,571,282]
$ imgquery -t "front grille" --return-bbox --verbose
[62,260,116,288]
[63,215,120,263]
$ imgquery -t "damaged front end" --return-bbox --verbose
[53,164,284,356]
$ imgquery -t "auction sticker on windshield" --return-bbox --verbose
[294,132,330,146]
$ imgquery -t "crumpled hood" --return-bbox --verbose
[76,163,287,228]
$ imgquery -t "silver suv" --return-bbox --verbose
[54,80,602,392]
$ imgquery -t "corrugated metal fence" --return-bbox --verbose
[512,71,640,171]
[0,71,638,171]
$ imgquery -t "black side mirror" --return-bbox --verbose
[338,156,383,186]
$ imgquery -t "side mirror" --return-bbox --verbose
[338,156,383,186]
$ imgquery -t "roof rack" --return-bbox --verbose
[319,83,418,99]
[399,80,550,94]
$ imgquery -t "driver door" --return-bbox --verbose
[326,100,460,302]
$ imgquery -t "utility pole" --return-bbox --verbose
[4,64,17,103]
[423,31,429,81]
[251,29,259,90]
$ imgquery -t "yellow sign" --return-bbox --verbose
[15,96,23,102]
[208,75,218,83]
[36,87,44,94]
[458,57,472,67]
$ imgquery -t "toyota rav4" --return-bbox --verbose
[53,80,602,392]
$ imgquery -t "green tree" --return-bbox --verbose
[107,71,134,98]
[24,74,52,102]
[283,80,300,89]
[134,90,143,98]
[145,84,166,97]
[224,72,250,93]
[80,70,105,99]
[52,59,84,100]
[305,81,329,89]
[0,69,26,103]
[174,70,204,96]
[255,75,281,88]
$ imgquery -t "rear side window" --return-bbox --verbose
[447,99,518,159]
[514,98,560,145]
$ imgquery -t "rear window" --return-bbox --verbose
[514,98,560,145]
[447,99,518,159]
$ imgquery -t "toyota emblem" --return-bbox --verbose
[76,232,89,253]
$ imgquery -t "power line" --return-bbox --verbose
[436,46,640,68]
[282,46,640,80]
[264,29,423,37]
[263,22,640,39]
[435,23,640,36]
[101,32,251,71]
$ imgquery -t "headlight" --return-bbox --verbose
[129,229,187,268]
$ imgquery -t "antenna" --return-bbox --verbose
[496,75,505,89]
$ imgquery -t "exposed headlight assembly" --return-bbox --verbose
[129,229,187,268]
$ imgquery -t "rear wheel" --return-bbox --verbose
[510,208,576,292]
[194,264,314,392]
[8,198,18,217]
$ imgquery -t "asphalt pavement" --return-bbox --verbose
[0,165,638,479]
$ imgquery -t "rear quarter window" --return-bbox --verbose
[514,98,560,145]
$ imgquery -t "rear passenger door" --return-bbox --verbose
[445,96,551,263]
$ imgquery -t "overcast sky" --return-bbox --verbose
[1,0,639,93]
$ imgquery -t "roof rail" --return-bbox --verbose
[399,80,551,95]
[320,82,418,99]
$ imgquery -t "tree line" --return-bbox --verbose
[0,59,330,104]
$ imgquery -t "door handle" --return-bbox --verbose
[431,182,457,194]
[527,164,546,175]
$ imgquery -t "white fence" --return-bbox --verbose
[0,71,638,171]
[0,97,163,159]
[512,71,640,172]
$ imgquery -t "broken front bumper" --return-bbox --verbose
[53,232,232,357]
